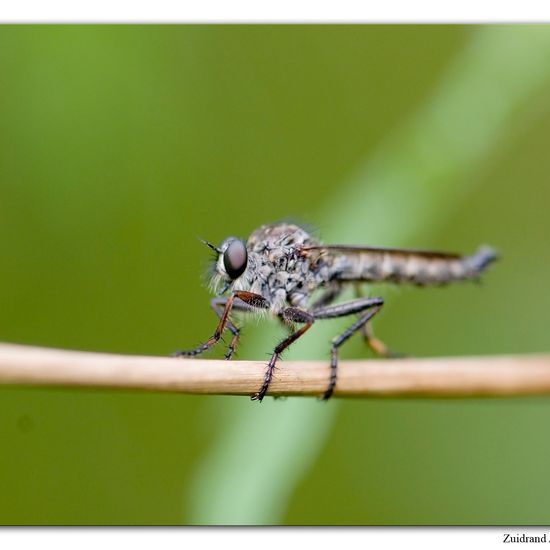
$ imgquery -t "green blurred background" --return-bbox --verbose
[1,25,550,525]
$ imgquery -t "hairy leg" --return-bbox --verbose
[173,291,270,358]
[252,307,315,402]
[312,297,384,400]
[209,297,252,360]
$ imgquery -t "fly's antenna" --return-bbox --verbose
[198,237,221,255]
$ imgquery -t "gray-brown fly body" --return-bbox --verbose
[175,222,498,401]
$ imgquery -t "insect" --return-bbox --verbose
[174,222,498,401]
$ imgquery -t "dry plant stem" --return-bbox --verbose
[1,343,550,398]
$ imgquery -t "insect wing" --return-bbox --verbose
[300,244,461,260]
[300,244,464,285]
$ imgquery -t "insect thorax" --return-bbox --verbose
[233,223,332,312]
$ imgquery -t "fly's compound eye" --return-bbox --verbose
[223,239,248,280]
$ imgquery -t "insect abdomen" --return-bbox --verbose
[335,246,498,286]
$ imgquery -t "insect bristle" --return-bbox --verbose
[207,272,224,294]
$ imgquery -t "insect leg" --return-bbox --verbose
[312,297,384,400]
[252,308,315,402]
[353,284,403,358]
[276,287,339,332]
[309,285,342,310]
[362,324,406,357]
[210,297,249,360]
[173,291,270,358]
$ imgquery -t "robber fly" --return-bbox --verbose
[174,222,498,401]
